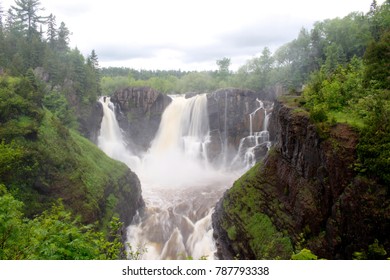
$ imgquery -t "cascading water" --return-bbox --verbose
[97,94,272,259]
[232,99,273,169]
[98,97,140,169]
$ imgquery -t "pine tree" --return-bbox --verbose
[46,13,57,47]
[11,0,47,39]
[88,49,100,70]
[57,21,70,52]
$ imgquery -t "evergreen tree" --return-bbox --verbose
[57,21,70,52]
[11,0,47,39]
[46,13,57,47]
[216,57,230,80]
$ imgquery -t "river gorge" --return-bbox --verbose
[96,89,273,259]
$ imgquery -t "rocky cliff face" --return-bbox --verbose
[81,101,104,143]
[213,100,390,259]
[110,87,172,151]
[206,88,274,164]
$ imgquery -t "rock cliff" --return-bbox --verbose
[110,87,172,151]
[206,88,274,164]
[213,100,390,259]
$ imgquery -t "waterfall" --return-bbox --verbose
[127,94,237,260]
[97,94,272,259]
[232,99,272,169]
[97,97,140,170]
[139,94,215,189]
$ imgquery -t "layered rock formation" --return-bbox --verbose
[213,100,390,259]
[206,88,274,164]
[110,87,172,151]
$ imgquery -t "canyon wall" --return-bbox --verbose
[213,100,390,259]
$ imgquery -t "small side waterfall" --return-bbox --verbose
[232,99,273,169]
[97,93,273,259]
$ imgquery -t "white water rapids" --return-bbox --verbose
[97,94,270,259]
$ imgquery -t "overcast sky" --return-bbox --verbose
[1,0,384,71]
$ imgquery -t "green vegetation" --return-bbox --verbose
[291,249,318,260]
[353,239,388,260]
[222,163,294,259]
[302,1,390,185]
[0,0,102,131]
[0,0,141,258]
[0,71,139,259]
[0,184,124,260]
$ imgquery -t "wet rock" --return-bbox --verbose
[206,88,274,163]
[110,87,172,151]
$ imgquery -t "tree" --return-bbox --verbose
[216,57,231,80]
[0,3,4,31]
[11,0,47,39]
[87,49,100,70]
[363,30,390,89]
[46,13,57,47]
[244,47,274,90]
[57,21,70,52]
[323,42,346,74]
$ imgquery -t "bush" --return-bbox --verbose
[309,105,328,123]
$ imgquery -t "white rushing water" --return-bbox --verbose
[97,97,140,169]
[97,94,271,259]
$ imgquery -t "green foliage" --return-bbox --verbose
[309,105,328,123]
[0,186,125,260]
[226,225,237,241]
[353,239,388,260]
[300,2,390,186]
[126,243,148,260]
[357,97,390,185]
[222,162,294,259]
[28,111,132,224]
[216,57,231,81]
[291,249,318,260]
[363,30,390,89]
[42,89,77,128]
[0,71,136,259]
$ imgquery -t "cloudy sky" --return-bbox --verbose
[1,0,383,71]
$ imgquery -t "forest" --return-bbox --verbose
[0,0,389,259]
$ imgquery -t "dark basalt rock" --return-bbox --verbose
[206,88,274,163]
[110,87,172,151]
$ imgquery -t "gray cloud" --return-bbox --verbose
[97,44,157,62]
[176,16,314,65]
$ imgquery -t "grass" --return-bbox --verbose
[327,110,365,130]
[28,110,134,227]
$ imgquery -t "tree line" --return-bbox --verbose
[0,0,102,128]
[100,1,388,95]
